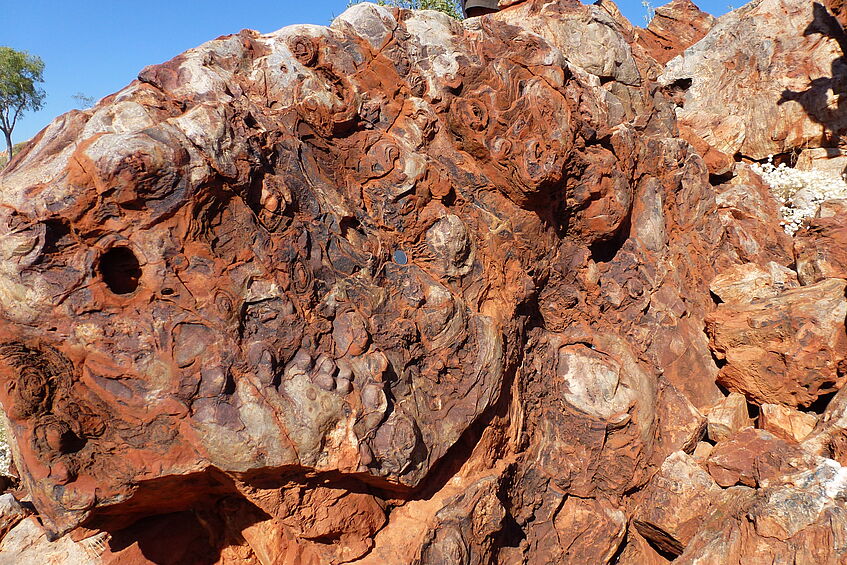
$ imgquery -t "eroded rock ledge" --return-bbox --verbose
[0,0,846,563]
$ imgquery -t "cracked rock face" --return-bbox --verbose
[1,0,847,563]
[0,0,638,541]
[660,0,847,160]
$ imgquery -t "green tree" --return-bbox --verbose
[347,0,463,20]
[0,47,45,163]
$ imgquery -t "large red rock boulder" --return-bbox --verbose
[1,0,845,563]
[632,451,723,556]
[794,206,847,284]
[676,459,847,564]
[706,278,847,407]
[660,0,847,160]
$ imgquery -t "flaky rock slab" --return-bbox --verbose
[706,278,847,407]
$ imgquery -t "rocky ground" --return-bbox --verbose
[0,0,846,563]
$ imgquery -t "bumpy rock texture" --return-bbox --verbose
[0,0,846,563]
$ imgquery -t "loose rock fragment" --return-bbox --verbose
[706,278,847,407]
[706,392,751,443]
[706,428,819,488]
[633,451,722,556]
[709,262,798,305]
[759,403,818,442]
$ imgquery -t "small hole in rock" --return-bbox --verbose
[747,401,760,420]
[809,389,839,414]
[100,247,142,295]
[161,288,175,296]
[59,430,86,454]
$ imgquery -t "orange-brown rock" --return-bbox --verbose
[706,428,818,488]
[661,0,847,160]
[1,0,844,563]
[636,0,716,65]
[632,451,722,556]
[804,384,847,465]
[706,392,751,443]
[652,378,707,457]
[692,441,713,461]
[706,278,847,407]
[616,528,672,565]
[677,123,734,176]
[794,208,847,284]
[759,403,818,442]
[677,460,847,564]
[713,165,795,270]
[709,262,799,305]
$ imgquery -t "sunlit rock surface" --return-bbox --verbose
[0,0,845,563]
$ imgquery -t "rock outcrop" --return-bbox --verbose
[636,0,716,65]
[706,278,847,407]
[661,0,847,160]
[0,0,845,563]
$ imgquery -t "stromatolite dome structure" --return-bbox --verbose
[0,0,642,537]
[0,1,846,563]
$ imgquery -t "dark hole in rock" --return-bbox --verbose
[712,353,728,371]
[709,171,735,185]
[393,250,408,265]
[498,511,526,548]
[100,247,142,295]
[161,288,175,296]
[589,218,631,264]
[669,77,692,91]
[59,429,86,454]
[747,400,760,420]
[42,219,72,255]
[809,389,839,414]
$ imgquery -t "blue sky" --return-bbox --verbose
[2,0,732,144]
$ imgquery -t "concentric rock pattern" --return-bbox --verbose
[0,0,846,563]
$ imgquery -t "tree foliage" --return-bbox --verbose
[0,47,45,164]
[347,0,463,20]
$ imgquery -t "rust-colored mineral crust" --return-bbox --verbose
[0,0,846,563]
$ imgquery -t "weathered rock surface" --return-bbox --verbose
[706,392,751,443]
[677,460,847,564]
[633,451,722,556]
[709,262,799,305]
[759,403,818,442]
[1,0,847,563]
[661,0,847,160]
[805,384,847,465]
[794,208,847,284]
[636,0,716,65]
[706,278,847,407]
[796,147,847,174]
[713,165,795,269]
[706,428,819,488]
